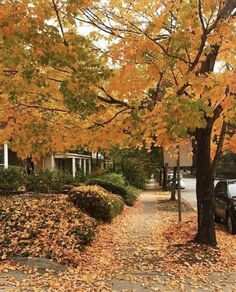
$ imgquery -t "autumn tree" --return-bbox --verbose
[1,0,236,247]
[73,0,236,246]
[0,0,109,160]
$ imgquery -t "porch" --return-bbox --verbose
[35,153,92,177]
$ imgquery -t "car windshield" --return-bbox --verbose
[228,182,236,197]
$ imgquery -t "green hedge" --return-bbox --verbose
[69,185,124,222]
[125,186,139,206]
[0,166,26,192]
[101,173,127,187]
[26,170,84,193]
[86,178,138,206]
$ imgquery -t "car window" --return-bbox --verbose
[222,182,228,194]
[214,182,223,196]
[228,183,236,197]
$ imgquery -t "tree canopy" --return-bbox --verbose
[0,0,236,245]
[0,0,109,160]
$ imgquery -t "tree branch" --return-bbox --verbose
[212,121,227,177]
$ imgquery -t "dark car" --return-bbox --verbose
[214,180,236,234]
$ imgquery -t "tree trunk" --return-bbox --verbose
[163,166,168,191]
[195,127,217,246]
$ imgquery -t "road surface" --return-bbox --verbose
[181,178,197,211]
[180,177,219,211]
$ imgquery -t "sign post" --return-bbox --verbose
[177,145,182,222]
[163,140,193,223]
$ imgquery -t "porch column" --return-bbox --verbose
[83,159,87,175]
[51,154,55,170]
[4,143,8,169]
[79,158,82,170]
[72,157,76,178]
[88,158,92,175]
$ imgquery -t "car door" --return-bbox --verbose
[214,182,223,217]
[217,182,228,220]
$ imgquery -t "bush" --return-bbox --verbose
[0,166,26,192]
[0,194,97,266]
[101,173,127,187]
[123,168,147,189]
[87,178,127,197]
[125,186,139,206]
[86,178,139,206]
[26,170,84,193]
[69,185,124,222]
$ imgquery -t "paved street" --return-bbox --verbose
[181,177,219,211]
[181,178,197,211]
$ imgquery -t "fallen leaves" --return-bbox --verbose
[0,188,236,291]
[0,194,97,265]
[153,198,236,278]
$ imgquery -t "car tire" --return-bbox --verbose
[227,214,236,235]
[214,212,221,223]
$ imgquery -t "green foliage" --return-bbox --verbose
[125,186,139,206]
[217,152,236,179]
[26,170,83,193]
[86,177,138,206]
[123,168,148,189]
[69,185,124,222]
[0,166,26,192]
[101,173,127,187]
[109,146,163,188]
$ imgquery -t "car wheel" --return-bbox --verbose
[227,214,236,235]
[214,212,221,223]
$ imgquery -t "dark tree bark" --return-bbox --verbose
[163,166,168,191]
[193,0,236,246]
[195,125,216,246]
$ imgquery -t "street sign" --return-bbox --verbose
[164,140,193,167]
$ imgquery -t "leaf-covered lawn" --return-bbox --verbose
[0,194,97,265]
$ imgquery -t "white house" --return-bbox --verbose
[34,152,92,177]
[0,144,9,169]
[0,144,103,177]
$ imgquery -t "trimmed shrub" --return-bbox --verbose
[87,178,127,197]
[69,185,124,222]
[0,166,26,192]
[101,173,127,187]
[86,178,139,206]
[26,170,84,193]
[125,186,139,206]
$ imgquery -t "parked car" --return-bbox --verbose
[168,172,185,189]
[214,180,236,234]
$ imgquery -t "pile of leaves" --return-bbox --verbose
[0,194,97,266]
[69,185,125,222]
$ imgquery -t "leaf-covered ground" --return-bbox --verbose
[1,184,236,291]
[0,194,97,265]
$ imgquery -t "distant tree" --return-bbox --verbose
[109,146,163,188]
